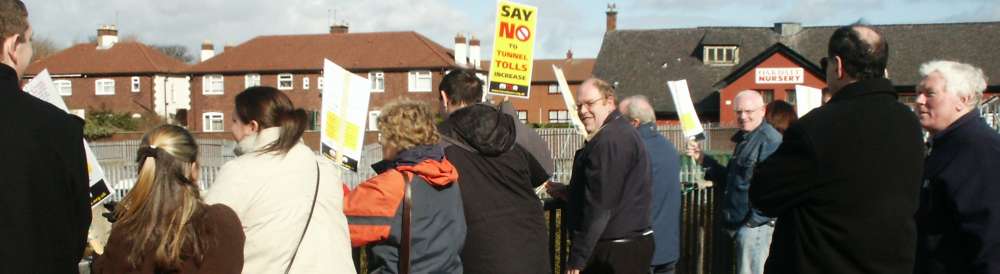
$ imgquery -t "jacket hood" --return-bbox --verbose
[385,144,458,187]
[443,103,517,156]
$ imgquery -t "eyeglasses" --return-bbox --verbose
[576,97,608,110]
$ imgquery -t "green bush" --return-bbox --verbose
[83,109,141,140]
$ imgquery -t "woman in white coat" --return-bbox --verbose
[206,86,355,274]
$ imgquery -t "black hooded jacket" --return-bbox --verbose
[438,104,550,274]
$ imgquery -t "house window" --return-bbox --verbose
[95,79,115,95]
[757,89,775,103]
[277,73,294,90]
[131,77,140,92]
[370,71,385,92]
[203,75,224,95]
[317,76,324,90]
[303,77,310,90]
[548,110,569,123]
[245,74,261,88]
[202,112,224,132]
[54,80,72,96]
[786,89,797,106]
[307,110,321,131]
[517,110,528,123]
[548,84,558,94]
[368,111,381,131]
[408,70,432,92]
[704,46,739,65]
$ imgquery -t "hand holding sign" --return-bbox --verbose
[667,79,706,140]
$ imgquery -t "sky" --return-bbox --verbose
[24,0,1000,61]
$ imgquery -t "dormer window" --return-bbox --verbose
[704,46,739,65]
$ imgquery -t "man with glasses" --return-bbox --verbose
[686,90,781,274]
[563,78,652,274]
[749,24,924,274]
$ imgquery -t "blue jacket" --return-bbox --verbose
[703,122,781,229]
[916,110,1000,274]
[637,123,682,266]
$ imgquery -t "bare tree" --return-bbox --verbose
[31,36,62,62]
[152,45,194,63]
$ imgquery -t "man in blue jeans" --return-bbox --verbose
[686,90,781,274]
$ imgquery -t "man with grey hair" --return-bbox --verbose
[619,95,681,274]
[913,60,1000,274]
[686,90,781,274]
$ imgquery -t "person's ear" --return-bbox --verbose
[958,96,970,112]
[3,34,19,65]
[249,120,260,132]
[189,162,200,182]
[836,56,846,80]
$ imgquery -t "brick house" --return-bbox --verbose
[24,25,190,122]
[594,8,1000,124]
[485,52,595,125]
[185,25,457,137]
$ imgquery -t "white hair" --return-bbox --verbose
[620,95,656,124]
[734,90,764,107]
[919,60,988,107]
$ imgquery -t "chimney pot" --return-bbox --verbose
[330,24,349,34]
[566,49,574,60]
[606,3,618,33]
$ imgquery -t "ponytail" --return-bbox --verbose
[235,86,309,155]
[262,108,307,154]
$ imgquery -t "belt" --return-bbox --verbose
[600,230,653,244]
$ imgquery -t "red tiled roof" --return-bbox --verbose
[186,31,456,74]
[26,42,188,76]
[481,58,596,83]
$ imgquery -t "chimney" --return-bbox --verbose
[566,49,574,60]
[774,22,802,37]
[200,40,215,62]
[96,25,118,49]
[469,36,481,69]
[330,23,349,34]
[454,34,468,67]
[605,3,618,33]
[223,43,235,52]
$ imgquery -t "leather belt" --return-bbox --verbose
[601,230,654,244]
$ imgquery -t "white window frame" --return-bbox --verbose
[369,71,385,92]
[303,77,310,90]
[548,84,558,94]
[54,80,72,96]
[131,76,140,93]
[277,73,294,90]
[548,110,569,123]
[517,110,528,123]
[202,112,224,132]
[368,110,381,131]
[318,76,325,90]
[95,79,115,96]
[203,74,224,95]
[704,46,739,65]
[407,70,432,92]
[244,73,261,88]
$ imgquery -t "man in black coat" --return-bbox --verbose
[749,24,925,274]
[913,60,1000,274]
[0,1,92,272]
[437,69,551,274]
[564,78,652,274]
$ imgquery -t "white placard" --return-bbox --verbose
[756,67,804,84]
[551,65,587,137]
[667,79,705,139]
[794,85,823,117]
[23,69,111,207]
[320,59,372,172]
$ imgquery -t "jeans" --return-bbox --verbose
[733,224,774,274]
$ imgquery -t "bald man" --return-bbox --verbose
[749,24,924,274]
[686,90,781,274]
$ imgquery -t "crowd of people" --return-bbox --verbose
[2,0,998,273]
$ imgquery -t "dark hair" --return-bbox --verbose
[0,0,28,44]
[234,86,307,155]
[765,100,797,134]
[439,68,483,106]
[828,24,889,80]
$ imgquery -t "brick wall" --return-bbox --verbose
[59,75,156,116]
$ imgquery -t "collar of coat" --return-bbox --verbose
[250,127,283,151]
[586,110,624,141]
[731,121,777,143]
[827,78,897,104]
[929,109,983,146]
[0,64,18,91]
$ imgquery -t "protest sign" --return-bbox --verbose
[794,85,823,117]
[552,65,587,137]
[320,59,371,172]
[487,0,537,98]
[23,69,111,207]
[667,79,706,140]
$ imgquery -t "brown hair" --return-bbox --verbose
[583,78,616,99]
[115,125,210,270]
[377,99,439,151]
[0,0,28,43]
[234,86,308,155]
[765,100,797,134]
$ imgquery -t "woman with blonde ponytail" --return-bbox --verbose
[93,125,245,273]
[206,86,355,273]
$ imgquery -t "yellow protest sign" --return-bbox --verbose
[487,1,537,98]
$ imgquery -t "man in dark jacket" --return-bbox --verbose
[564,78,652,274]
[749,24,925,274]
[0,1,92,272]
[913,60,1000,274]
[620,95,681,274]
[437,69,551,274]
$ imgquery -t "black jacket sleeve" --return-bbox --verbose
[56,115,92,263]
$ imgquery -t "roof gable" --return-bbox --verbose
[713,43,823,89]
[26,42,188,76]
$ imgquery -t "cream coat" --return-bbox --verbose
[206,128,355,274]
